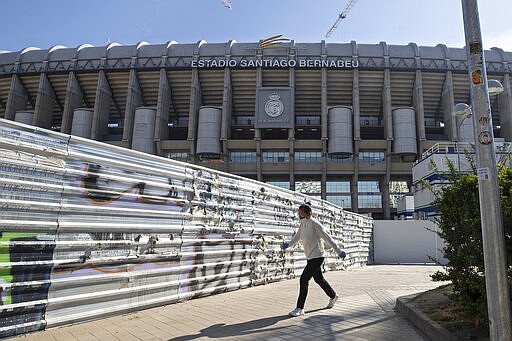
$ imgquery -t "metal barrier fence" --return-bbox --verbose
[0,119,373,338]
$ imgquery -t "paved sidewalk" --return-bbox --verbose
[8,265,445,341]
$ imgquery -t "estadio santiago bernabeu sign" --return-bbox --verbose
[190,57,359,69]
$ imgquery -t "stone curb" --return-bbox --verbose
[396,292,458,341]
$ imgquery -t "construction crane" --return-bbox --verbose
[220,0,232,10]
[325,0,358,38]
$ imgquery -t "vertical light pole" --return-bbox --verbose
[461,1,512,339]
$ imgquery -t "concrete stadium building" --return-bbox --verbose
[1,40,511,219]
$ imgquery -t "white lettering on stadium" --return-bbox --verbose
[191,58,358,69]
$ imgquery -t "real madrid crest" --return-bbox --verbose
[264,92,284,118]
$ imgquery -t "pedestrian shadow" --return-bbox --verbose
[305,307,332,314]
[168,314,290,340]
[303,312,397,341]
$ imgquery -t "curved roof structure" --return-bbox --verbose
[1,40,510,75]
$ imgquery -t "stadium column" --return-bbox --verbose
[289,44,295,189]
[255,54,263,182]
[320,43,327,199]
[382,67,392,220]
[442,71,456,141]
[221,66,232,173]
[33,73,56,129]
[411,43,427,155]
[90,70,112,141]
[187,66,202,162]
[352,64,361,213]
[5,74,28,120]
[61,72,84,134]
[155,69,172,155]
[498,73,512,141]
[413,69,427,154]
[123,69,143,147]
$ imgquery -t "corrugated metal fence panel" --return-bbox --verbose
[0,128,67,336]
[0,119,373,338]
[46,138,190,327]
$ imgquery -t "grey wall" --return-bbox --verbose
[373,220,447,264]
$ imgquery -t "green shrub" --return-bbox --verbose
[430,163,512,323]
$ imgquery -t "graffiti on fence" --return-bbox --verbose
[0,232,56,335]
[180,233,253,299]
[80,163,187,209]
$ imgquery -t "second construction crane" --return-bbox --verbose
[326,0,359,38]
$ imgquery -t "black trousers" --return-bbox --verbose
[296,257,336,309]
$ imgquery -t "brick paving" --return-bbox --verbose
[7,265,445,341]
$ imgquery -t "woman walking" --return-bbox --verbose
[282,203,346,317]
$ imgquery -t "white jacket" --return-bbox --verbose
[288,217,343,260]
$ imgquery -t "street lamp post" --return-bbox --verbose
[461,1,512,339]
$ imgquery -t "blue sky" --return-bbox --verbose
[2,0,511,52]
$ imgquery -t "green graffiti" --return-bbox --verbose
[0,232,39,305]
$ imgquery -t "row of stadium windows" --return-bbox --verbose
[103,115,446,142]
[230,116,445,127]
[265,180,408,209]
[107,116,444,130]
[228,151,384,163]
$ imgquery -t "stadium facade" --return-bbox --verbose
[1,40,511,219]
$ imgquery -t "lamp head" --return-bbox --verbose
[453,103,472,118]
[488,79,504,96]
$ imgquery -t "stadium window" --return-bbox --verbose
[295,151,322,163]
[229,151,256,163]
[326,181,350,193]
[357,180,381,209]
[295,116,321,125]
[262,151,289,163]
[359,151,385,162]
[359,116,379,126]
[295,115,321,139]
[232,116,254,125]
[168,117,189,140]
[231,115,255,139]
[358,194,382,208]
[424,118,436,127]
[326,180,351,209]
[262,128,288,140]
[358,180,380,192]
[105,121,123,141]
[167,117,189,127]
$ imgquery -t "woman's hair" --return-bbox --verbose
[298,202,312,214]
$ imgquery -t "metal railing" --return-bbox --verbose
[418,141,473,160]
